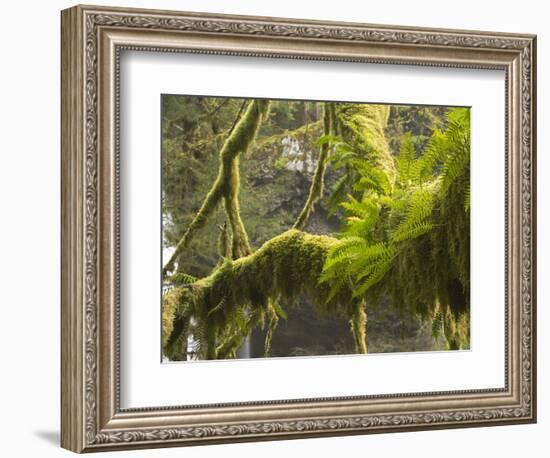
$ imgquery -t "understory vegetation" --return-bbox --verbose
[161,96,470,360]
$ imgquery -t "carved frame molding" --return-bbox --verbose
[61,4,536,452]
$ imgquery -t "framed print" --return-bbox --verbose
[61,4,537,453]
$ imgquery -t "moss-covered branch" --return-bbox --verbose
[336,103,396,182]
[224,156,252,258]
[164,99,270,274]
[293,103,334,230]
[164,229,367,359]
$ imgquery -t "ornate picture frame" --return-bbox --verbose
[61,4,536,453]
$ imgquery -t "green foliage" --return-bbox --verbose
[164,272,198,289]
[431,309,444,340]
[262,100,322,136]
[440,108,471,194]
[162,288,190,360]
[396,132,416,186]
[385,105,447,154]
[321,107,471,349]
[390,188,434,243]
[162,96,469,360]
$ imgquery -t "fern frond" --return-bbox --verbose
[391,221,433,243]
[327,142,357,169]
[272,301,288,321]
[235,307,247,332]
[350,243,396,279]
[413,129,448,183]
[327,174,351,215]
[344,211,380,239]
[390,188,434,243]
[340,195,379,220]
[440,107,470,195]
[323,273,351,304]
[352,159,392,196]
[352,254,395,297]
[440,145,469,194]
[396,132,416,186]
[320,236,367,281]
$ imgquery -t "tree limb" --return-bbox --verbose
[164,229,367,359]
[164,99,270,274]
[293,103,334,230]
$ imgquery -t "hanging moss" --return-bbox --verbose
[386,114,471,348]
[164,99,270,274]
[442,306,469,350]
[164,229,367,359]
[322,107,470,349]
[162,289,179,348]
[350,300,368,353]
[263,302,279,357]
[162,288,190,360]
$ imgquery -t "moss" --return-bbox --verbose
[336,103,396,182]
[162,288,190,360]
[164,229,367,359]
[263,302,279,356]
[216,222,232,259]
[224,156,252,258]
[293,103,334,230]
[442,306,469,350]
[162,289,179,348]
[350,300,368,353]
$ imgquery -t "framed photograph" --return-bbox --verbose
[61,4,537,453]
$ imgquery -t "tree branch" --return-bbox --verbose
[164,99,270,274]
[164,229,367,359]
[293,103,334,230]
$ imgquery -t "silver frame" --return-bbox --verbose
[61,4,537,453]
